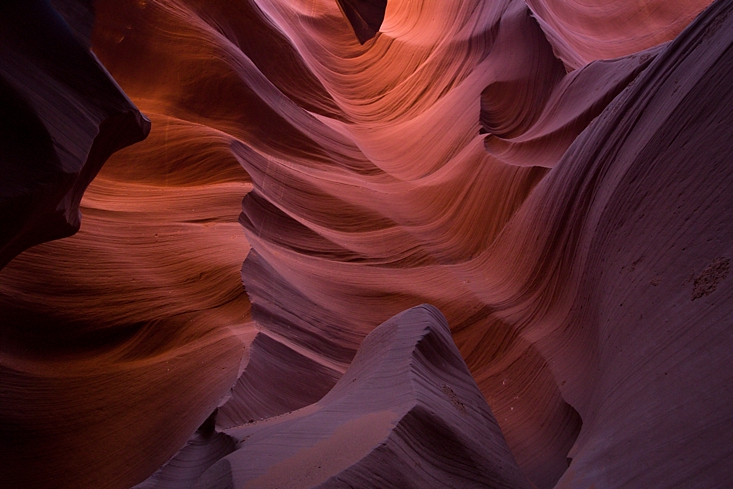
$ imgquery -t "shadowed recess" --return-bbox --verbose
[336,0,388,44]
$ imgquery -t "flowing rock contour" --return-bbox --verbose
[2,0,731,487]
[139,305,533,489]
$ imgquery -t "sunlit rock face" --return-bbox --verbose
[2,0,732,488]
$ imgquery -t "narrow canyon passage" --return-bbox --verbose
[1,0,732,488]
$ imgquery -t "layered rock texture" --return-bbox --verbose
[138,305,533,489]
[2,0,732,488]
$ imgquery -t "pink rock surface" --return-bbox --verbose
[525,0,711,69]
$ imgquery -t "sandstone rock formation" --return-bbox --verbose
[2,0,732,488]
[0,1,150,269]
[138,305,533,489]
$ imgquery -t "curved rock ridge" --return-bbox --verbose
[234,0,731,486]
[133,411,238,489]
[479,2,662,168]
[216,330,343,429]
[138,305,533,489]
[525,0,712,69]
[232,1,670,485]
[0,1,150,270]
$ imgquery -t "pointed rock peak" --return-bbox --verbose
[176,305,533,488]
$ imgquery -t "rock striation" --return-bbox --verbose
[139,305,533,489]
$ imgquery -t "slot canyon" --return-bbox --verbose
[1,0,732,487]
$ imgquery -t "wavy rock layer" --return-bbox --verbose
[216,331,343,428]
[2,0,731,488]
[235,0,733,487]
[526,0,711,69]
[516,2,733,485]
[232,0,691,486]
[140,305,533,489]
[0,3,252,489]
[0,172,252,489]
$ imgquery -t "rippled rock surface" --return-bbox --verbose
[139,305,532,489]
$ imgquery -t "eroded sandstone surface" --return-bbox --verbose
[2,0,732,488]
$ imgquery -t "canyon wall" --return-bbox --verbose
[2,0,731,488]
